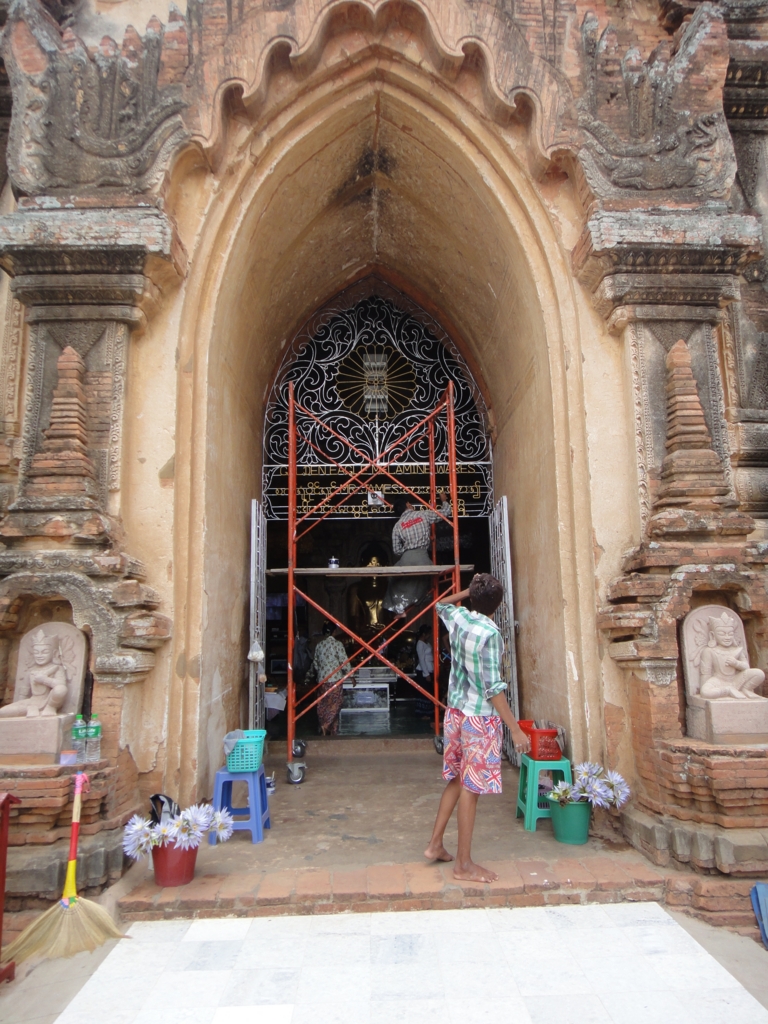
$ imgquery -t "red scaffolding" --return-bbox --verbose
[276,381,472,780]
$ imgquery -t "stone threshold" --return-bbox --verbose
[114,855,762,938]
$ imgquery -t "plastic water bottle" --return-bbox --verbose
[85,714,102,763]
[71,715,86,763]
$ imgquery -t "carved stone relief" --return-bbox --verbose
[0,291,24,510]
[11,319,125,508]
[628,319,733,523]
[4,621,86,717]
[681,605,768,744]
[626,322,652,529]
[724,306,768,516]
[2,0,189,194]
[0,620,87,759]
[578,6,736,202]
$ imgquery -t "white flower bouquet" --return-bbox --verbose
[123,803,234,860]
[548,762,631,810]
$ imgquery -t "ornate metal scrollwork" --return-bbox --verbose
[263,294,493,520]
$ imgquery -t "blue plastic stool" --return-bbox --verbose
[516,754,572,832]
[210,765,271,844]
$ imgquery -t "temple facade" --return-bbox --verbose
[2,0,768,896]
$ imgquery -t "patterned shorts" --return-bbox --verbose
[442,708,502,795]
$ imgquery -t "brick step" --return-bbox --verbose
[115,856,763,925]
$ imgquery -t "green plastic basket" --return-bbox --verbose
[226,729,266,772]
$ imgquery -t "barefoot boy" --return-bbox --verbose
[424,573,531,883]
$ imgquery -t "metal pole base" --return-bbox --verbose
[286,762,307,785]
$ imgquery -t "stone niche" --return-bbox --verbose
[682,605,768,745]
[0,622,86,764]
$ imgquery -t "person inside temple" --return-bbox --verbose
[310,621,349,735]
[383,489,452,617]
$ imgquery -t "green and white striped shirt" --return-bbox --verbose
[437,602,506,716]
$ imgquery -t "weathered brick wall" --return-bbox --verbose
[642,741,768,828]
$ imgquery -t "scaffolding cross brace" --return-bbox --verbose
[284,381,465,770]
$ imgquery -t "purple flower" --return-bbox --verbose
[123,815,153,860]
[549,781,575,806]
[604,770,631,808]
[210,809,234,843]
[573,775,611,808]
[184,804,214,832]
[574,762,603,782]
[168,814,205,850]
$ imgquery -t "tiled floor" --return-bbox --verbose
[41,903,768,1024]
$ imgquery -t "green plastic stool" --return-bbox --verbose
[516,754,572,832]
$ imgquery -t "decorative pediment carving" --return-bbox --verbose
[0,0,751,206]
[578,5,736,201]
[2,0,189,194]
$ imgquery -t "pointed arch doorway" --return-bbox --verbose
[171,47,598,803]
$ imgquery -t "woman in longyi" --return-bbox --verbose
[311,622,349,735]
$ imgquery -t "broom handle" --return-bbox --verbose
[62,772,88,902]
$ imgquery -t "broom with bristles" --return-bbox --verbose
[1,771,125,964]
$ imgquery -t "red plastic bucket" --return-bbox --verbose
[151,843,198,887]
[518,721,562,760]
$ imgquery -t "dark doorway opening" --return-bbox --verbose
[264,516,490,740]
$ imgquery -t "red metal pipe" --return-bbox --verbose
[293,589,452,721]
[295,584,451,710]
[293,399,452,524]
[0,791,21,982]
[446,382,461,594]
[293,427,447,539]
[428,417,440,739]
[294,394,445,471]
[283,386,462,759]
[287,383,297,765]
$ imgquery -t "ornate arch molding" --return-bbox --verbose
[187,0,573,167]
[0,570,171,685]
[0,0,748,213]
[0,0,574,195]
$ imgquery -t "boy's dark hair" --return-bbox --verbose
[393,495,409,517]
[469,574,503,617]
[322,620,336,635]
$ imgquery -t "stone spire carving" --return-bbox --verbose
[649,339,750,537]
[655,339,729,509]
[24,346,98,504]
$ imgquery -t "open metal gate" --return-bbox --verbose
[489,495,520,764]
[248,499,267,730]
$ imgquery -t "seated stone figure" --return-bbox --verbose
[0,629,69,718]
[698,612,766,701]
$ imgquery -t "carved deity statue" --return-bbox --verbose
[682,606,768,743]
[0,623,86,720]
[697,613,766,700]
[0,630,69,717]
[682,606,766,702]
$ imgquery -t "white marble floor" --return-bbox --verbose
[48,904,768,1024]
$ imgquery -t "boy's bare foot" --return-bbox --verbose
[453,860,498,883]
[424,842,453,862]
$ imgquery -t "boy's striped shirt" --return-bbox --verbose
[436,602,506,716]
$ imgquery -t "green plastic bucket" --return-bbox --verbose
[548,797,591,845]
